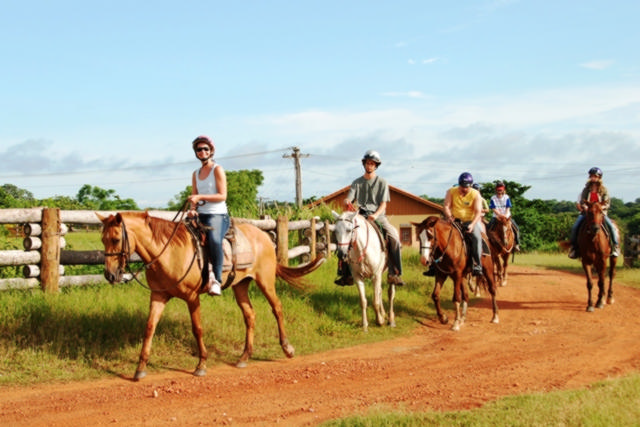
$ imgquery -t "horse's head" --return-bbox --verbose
[494,215,513,246]
[96,212,132,284]
[332,210,357,260]
[412,216,439,267]
[584,201,605,234]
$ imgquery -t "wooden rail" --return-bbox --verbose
[0,208,334,292]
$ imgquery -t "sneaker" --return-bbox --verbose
[388,275,405,286]
[568,248,578,259]
[514,244,521,252]
[471,268,483,277]
[611,247,619,257]
[206,279,222,296]
[334,276,354,286]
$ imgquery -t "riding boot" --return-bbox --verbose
[334,260,354,286]
[423,265,436,276]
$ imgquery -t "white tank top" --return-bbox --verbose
[195,163,228,214]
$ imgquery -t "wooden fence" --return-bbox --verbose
[0,208,334,292]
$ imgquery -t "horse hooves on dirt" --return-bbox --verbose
[451,322,461,332]
[491,315,499,324]
[282,344,295,358]
[236,361,248,369]
[133,371,146,381]
[607,297,615,305]
[193,368,206,377]
[586,306,595,313]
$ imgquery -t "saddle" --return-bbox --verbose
[451,220,491,271]
[186,218,255,289]
[358,209,387,253]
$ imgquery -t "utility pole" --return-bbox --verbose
[283,146,310,208]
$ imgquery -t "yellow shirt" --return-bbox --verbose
[447,187,479,222]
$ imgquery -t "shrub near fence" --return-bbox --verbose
[0,208,333,292]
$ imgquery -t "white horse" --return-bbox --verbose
[332,210,396,331]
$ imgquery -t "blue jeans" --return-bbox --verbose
[199,213,230,283]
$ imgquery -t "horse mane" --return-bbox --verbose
[146,215,191,247]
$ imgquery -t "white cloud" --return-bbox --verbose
[580,60,614,70]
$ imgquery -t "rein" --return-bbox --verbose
[428,219,459,276]
[104,201,200,292]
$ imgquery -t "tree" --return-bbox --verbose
[0,184,36,208]
[167,170,264,217]
[76,185,139,210]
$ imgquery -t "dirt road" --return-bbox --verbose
[1,265,639,426]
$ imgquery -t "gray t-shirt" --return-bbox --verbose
[347,175,390,216]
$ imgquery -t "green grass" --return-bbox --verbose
[320,374,640,426]
[2,235,640,426]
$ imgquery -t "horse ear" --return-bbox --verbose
[115,213,123,225]
[426,216,439,228]
[95,212,106,222]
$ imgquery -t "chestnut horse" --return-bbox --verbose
[332,211,395,331]
[577,201,616,312]
[487,215,515,287]
[413,216,499,331]
[97,211,324,381]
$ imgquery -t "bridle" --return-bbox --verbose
[103,204,200,292]
[419,219,459,275]
[336,214,371,263]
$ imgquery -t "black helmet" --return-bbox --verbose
[458,172,473,188]
[362,150,382,166]
[472,183,480,190]
[588,167,603,177]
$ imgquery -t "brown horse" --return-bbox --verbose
[97,211,324,381]
[413,216,499,331]
[487,215,515,287]
[577,201,616,312]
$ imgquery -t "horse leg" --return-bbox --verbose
[501,253,509,287]
[584,264,595,312]
[372,273,386,327]
[255,275,295,359]
[356,278,369,332]
[187,299,208,377]
[134,294,169,381]
[431,276,448,325]
[451,276,464,331]
[387,274,396,327]
[232,280,256,368]
[595,260,607,309]
[607,256,616,304]
[482,255,499,324]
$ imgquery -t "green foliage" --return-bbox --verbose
[0,184,37,208]
[76,184,139,210]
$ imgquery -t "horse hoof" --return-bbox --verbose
[491,315,499,324]
[193,368,206,377]
[586,306,595,313]
[282,344,295,358]
[389,321,396,328]
[133,370,146,381]
[451,322,460,332]
[596,302,605,309]
[607,297,614,305]
[439,315,449,325]
[236,361,248,369]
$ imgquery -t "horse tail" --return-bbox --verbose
[276,255,326,290]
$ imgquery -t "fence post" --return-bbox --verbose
[324,219,332,257]
[40,207,61,293]
[276,215,289,265]
[309,217,317,260]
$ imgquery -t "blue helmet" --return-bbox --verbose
[458,172,473,188]
[588,167,603,177]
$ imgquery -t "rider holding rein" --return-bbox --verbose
[188,135,230,296]
[334,150,405,287]
[443,172,484,276]
[568,167,619,259]
[488,181,521,252]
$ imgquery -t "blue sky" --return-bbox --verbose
[1,0,639,208]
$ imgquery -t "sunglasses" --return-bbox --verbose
[195,147,210,153]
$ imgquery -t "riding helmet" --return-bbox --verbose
[362,150,382,166]
[192,135,215,152]
[458,172,473,188]
[588,166,603,177]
